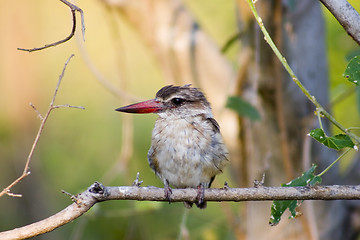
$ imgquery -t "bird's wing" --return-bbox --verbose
[206,117,220,133]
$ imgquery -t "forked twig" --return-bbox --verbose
[0,54,84,198]
[17,0,85,52]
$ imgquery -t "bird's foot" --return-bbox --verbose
[164,180,173,204]
[195,184,206,209]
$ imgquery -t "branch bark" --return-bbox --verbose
[2,182,360,240]
[319,0,360,45]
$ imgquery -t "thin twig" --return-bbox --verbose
[0,54,84,198]
[23,55,74,173]
[29,102,44,120]
[132,172,143,187]
[17,0,85,52]
[52,104,85,110]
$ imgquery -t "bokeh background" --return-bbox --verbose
[0,0,359,239]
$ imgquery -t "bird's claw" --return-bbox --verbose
[164,180,173,204]
[196,184,206,208]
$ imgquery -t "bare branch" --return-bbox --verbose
[52,104,86,110]
[319,0,360,45]
[29,102,44,120]
[17,0,85,52]
[1,182,360,239]
[0,188,96,240]
[103,184,360,202]
[0,54,84,198]
[0,172,30,198]
[24,55,75,173]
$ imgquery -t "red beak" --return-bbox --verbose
[115,99,164,114]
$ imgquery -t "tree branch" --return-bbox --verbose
[17,0,85,52]
[2,181,360,239]
[319,0,360,45]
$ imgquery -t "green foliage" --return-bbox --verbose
[343,55,360,86]
[309,128,355,150]
[269,165,321,226]
[226,96,261,121]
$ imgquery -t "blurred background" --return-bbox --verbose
[0,0,359,239]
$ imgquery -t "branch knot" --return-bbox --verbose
[87,182,109,201]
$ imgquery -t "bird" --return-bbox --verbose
[115,84,229,208]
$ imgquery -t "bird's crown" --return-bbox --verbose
[156,85,209,106]
[153,84,212,118]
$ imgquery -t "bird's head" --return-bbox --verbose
[115,85,212,118]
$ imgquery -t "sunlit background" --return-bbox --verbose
[0,0,359,239]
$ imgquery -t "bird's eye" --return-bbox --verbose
[171,98,185,106]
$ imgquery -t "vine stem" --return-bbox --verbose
[245,0,360,145]
[317,108,325,134]
[317,148,352,177]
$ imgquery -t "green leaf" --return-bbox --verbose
[269,165,321,226]
[325,134,355,150]
[308,128,326,143]
[309,128,355,150]
[226,96,260,121]
[281,164,321,187]
[343,55,360,86]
